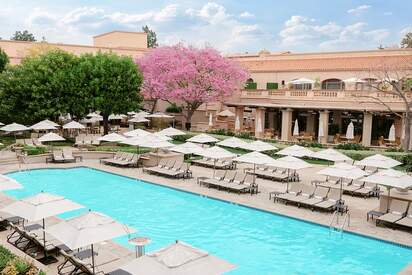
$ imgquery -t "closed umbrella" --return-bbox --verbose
[119,240,236,275]
[276,144,313,158]
[187,134,219,144]
[240,140,277,152]
[208,113,213,127]
[98,133,126,142]
[318,162,368,200]
[388,124,396,142]
[157,127,186,137]
[46,211,135,274]
[233,151,276,185]
[345,122,354,140]
[216,137,248,149]
[311,148,352,163]
[363,169,412,212]
[1,192,84,263]
[293,119,299,136]
[235,116,241,131]
[355,154,401,170]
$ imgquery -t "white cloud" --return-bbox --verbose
[279,15,389,51]
[347,5,371,15]
[401,26,412,36]
[239,11,254,18]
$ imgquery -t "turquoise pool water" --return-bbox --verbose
[5,167,412,274]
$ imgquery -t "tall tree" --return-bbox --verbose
[11,30,36,41]
[401,32,412,48]
[136,45,249,130]
[78,52,143,134]
[0,49,84,124]
[0,47,9,73]
[142,25,158,48]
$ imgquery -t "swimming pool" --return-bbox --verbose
[5,167,412,274]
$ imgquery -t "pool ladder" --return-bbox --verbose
[329,210,350,234]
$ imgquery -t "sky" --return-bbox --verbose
[0,0,411,54]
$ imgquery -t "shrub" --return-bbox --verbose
[335,143,368,151]
[172,134,194,143]
[0,246,14,271]
[208,129,235,136]
[235,132,254,140]
[23,146,47,156]
[165,103,182,113]
[298,141,323,148]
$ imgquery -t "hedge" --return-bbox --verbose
[0,245,45,275]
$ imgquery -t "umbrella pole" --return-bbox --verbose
[213,159,216,177]
[253,164,256,186]
[43,218,47,258]
[91,244,95,274]
[287,169,290,192]
[386,188,391,213]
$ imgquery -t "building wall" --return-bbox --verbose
[93,31,147,49]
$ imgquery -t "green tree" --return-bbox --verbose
[142,25,158,48]
[401,32,412,48]
[0,49,86,123]
[0,48,9,73]
[11,30,36,41]
[78,52,143,134]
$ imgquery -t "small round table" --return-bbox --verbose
[128,237,151,258]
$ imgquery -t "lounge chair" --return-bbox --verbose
[213,171,236,189]
[287,184,316,204]
[353,182,379,197]
[75,136,84,147]
[53,151,65,163]
[342,180,364,194]
[83,136,92,146]
[225,173,256,194]
[58,250,104,275]
[63,149,76,163]
[143,159,175,174]
[395,205,412,229]
[276,183,303,202]
[198,170,226,187]
[376,200,409,225]
[313,188,341,211]
[313,177,340,188]
[300,186,330,207]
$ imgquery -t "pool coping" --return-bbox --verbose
[7,165,412,252]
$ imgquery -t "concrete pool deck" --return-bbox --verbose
[0,159,411,274]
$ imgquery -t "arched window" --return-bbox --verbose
[246,78,254,83]
[321,79,344,90]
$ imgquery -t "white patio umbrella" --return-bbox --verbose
[63,121,86,129]
[388,124,396,142]
[216,109,235,117]
[129,117,150,123]
[1,192,84,262]
[46,211,136,274]
[170,142,205,155]
[0,174,23,191]
[30,121,57,131]
[119,240,236,275]
[363,169,412,212]
[276,144,313,158]
[108,114,127,120]
[345,122,354,140]
[122,136,174,164]
[233,151,276,185]
[269,156,311,190]
[235,116,241,131]
[87,112,103,120]
[0,123,30,132]
[98,133,126,142]
[0,122,4,126]
[240,140,277,152]
[293,119,299,136]
[287,78,315,85]
[355,154,401,170]
[198,146,237,175]
[151,132,173,141]
[311,148,352,163]
[38,132,65,143]
[208,113,213,127]
[146,112,174,119]
[157,127,186,137]
[133,111,150,118]
[318,162,368,200]
[124,129,151,138]
[216,137,248,149]
[187,134,219,144]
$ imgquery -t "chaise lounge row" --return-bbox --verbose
[313,177,379,198]
[246,165,299,182]
[143,159,192,179]
[198,170,257,194]
[192,157,235,170]
[101,152,139,167]
[374,199,412,231]
[50,149,76,163]
[275,183,342,212]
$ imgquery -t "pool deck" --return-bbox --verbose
[0,159,411,274]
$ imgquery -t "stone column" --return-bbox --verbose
[319,110,329,144]
[281,108,293,142]
[234,106,244,132]
[362,112,373,147]
[306,113,315,135]
[268,111,275,129]
[255,108,266,139]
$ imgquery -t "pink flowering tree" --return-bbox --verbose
[136,45,249,129]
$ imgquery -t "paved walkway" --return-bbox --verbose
[0,159,411,274]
